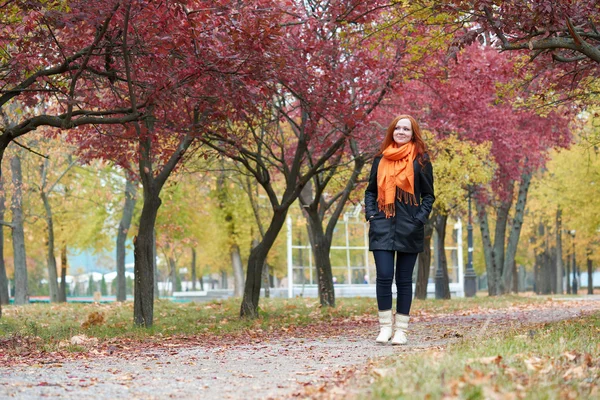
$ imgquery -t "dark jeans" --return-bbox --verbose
[373,250,418,315]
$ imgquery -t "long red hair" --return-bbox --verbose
[379,115,428,165]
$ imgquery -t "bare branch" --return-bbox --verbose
[0,220,14,228]
[12,140,49,159]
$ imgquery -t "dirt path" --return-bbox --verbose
[1,297,598,399]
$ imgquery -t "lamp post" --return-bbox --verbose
[434,215,445,299]
[570,230,578,294]
[464,186,477,297]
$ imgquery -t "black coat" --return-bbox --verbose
[364,154,435,253]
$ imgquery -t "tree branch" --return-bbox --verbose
[5,112,141,140]
[0,220,14,228]
[64,2,121,125]
[12,140,49,158]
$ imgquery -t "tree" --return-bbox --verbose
[202,0,422,317]
[35,136,77,303]
[443,1,600,65]
[66,0,286,326]
[392,43,574,295]
[439,1,599,105]
[10,151,28,304]
[100,275,107,296]
[116,173,137,301]
[525,113,600,293]
[0,1,142,180]
[0,177,9,306]
[420,135,493,299]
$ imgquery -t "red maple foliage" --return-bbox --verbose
[438,1,600,98]
[386,43,574,196]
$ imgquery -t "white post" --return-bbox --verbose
[287,216,293,298]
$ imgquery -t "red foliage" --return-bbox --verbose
[439,1,600,94]
[383,44,574,198]
[51,1,289,174]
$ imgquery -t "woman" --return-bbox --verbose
[364,115,435,345]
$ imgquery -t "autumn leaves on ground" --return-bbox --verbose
[1,295,599,399]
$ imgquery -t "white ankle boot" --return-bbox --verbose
[376,310,393,343]
[392,314,409,345]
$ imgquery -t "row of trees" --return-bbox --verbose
[1,1,597,323]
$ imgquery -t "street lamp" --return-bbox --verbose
[570,230,578,294]
[464,185,477,297]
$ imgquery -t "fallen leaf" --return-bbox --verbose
[467,355,502,365]
[372,368,392,378]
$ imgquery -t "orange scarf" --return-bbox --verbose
[377,142,417,217]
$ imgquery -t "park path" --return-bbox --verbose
[1,297,599,399]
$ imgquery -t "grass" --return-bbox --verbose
[0,293,550,351]
[365,310,600,399]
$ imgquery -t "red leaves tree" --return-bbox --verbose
[0,1,146,315]
[0,1,142,166]
[202,0,414,316]
[443,0,600,64]
[392,43,574,295]
[439,1,600,102]
[69,0,285,326]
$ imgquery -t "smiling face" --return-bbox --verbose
[393,118,413,145]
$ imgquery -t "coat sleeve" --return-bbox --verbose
[364,157,381,221]
[415,158,435,225]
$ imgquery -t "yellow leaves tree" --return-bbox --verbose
[526,111,600,293]
[415,132,494,299]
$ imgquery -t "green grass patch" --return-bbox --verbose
[366,311,600,399]
[0,297,375,349]
[0,294,549,351]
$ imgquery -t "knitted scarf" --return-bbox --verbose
[377,142,417,218]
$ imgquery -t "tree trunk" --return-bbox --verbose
[415,213,435,300]
[133,192,161,327]
[308,219,335,306]
[262,263,271,298]
[535,223,547,294]
[587,251,593,295]
[231,244,244,297]
[240,209,288,318]
[221,270,228,289]
[117,177,137,302]
[59,245,67,302]
[550,245,557,294]
[41,190,59,303]
[297,149,365,307]
[0,178,9,305]
[434,213,451,299]
[534,254,541,294]
[555,207,563,294]
[502,173,531,293]
[10,155,28,305]
[512,260,518,293]
[169,255,177,295]
[541,236,554,295]
[216,166,245,297]
[475,200,496,295]
[303,206,335,307]
[493,198,512,294]
[191,247,197,291]
[153,229,159,299]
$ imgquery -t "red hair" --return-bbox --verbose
[379,115,428,165]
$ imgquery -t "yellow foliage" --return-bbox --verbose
[526,111,600,263]
[428,132,495,215]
